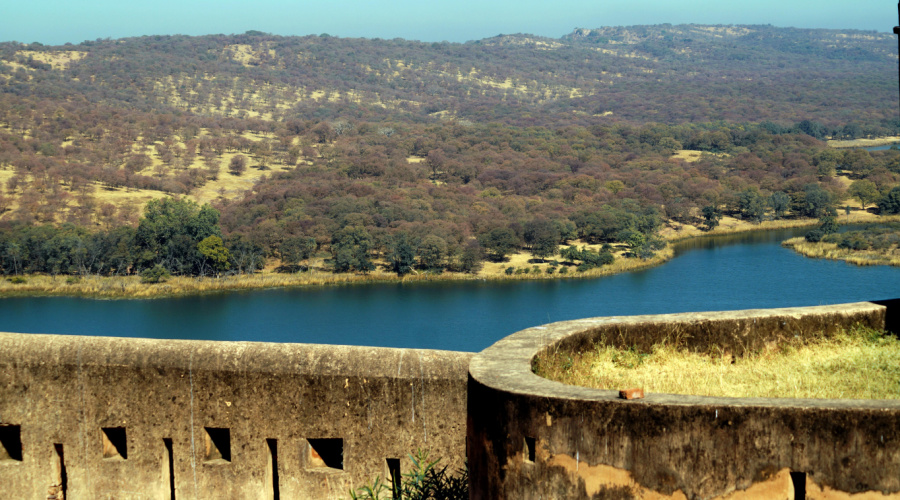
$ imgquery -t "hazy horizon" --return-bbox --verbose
[3,0,893,46]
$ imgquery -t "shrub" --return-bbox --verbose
[504,266,515,275]
[140,264,171,284]
[805,229,825,242]
[8,276,26,284]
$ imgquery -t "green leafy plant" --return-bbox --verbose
[349,450,468,500]
[349,475,391,500]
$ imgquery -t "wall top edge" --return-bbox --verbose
[470,301,900,410]
[0,331,475,378]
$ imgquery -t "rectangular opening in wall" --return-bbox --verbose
[163,438,175,499]
[386,458,401,498]
[54,444,67,498]
[101,427,127,460]
[0,425,22,462]
[524,436,536,463]
[203,428,231,464]
[267,439,280,500]
[306,438,343,471]
[790,471,807,500]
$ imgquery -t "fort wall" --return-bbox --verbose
[0,333,471,499]
[468,302,900,499]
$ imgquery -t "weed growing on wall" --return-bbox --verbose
[349,450,468,500]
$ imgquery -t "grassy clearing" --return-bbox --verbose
[671,149,729,163]
[783,237,900,267]
[661,211,899,242]
[827,136,900,148]
[534,326,900,400]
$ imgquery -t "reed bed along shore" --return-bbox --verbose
[782,237,900,267]
[534,326,900,400]
[0,247,674,299]
[1,213,895,300]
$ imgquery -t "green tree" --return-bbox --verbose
[477,227,520,262]
[798,184,833,219]
[417,235,448,272]
[387,232,416,276]
[560,245,582,263]
[523,219,560,261]
[878,186,900,214]
[331,226,374,273]
[701,205,721,231]
[739,189,767,223]
[457,240,483,274]
[768,192,791,219]
[197,235,231,276]
[841,149,874,177]
[135,198,222,275]
[848,180,880,209]
[280,236,317,271]
[818,214,839,235]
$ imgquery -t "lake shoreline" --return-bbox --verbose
[1,214,895,300]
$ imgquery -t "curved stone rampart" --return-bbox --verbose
[0,333,471,499]
[468,302,900,499]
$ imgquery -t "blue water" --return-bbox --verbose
[863,143,899,151]
[1,228,898,352]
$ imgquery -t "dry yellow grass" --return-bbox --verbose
[661,212,900,242]
[15,50,86,70]
[0,127,290,219]
[671,149,728,163]
[535,326,900,400]
[480,243,672,280]
[827,136,900,149]
[782,237,900,267]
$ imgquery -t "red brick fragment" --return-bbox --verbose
[619,388,644,400]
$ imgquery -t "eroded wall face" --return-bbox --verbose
[0,333,471,499]
[468,303,900,500]
[470,382,900,500]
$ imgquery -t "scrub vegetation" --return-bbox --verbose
[783,221,900,267]
[534,326,900,400]
[0,25,898,296]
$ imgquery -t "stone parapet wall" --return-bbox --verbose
[0,333,471,499]
[468,302,900,499]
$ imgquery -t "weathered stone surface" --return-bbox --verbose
[0,333,472,499]
[468,302,900,500]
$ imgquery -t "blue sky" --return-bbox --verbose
[3,0,894,45]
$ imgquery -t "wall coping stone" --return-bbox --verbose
[470,302,900,411]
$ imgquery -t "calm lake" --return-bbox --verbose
[864,143,899,151]
[1,227,898,352]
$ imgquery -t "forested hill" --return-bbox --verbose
[0,25,899,282]
[1,24,896,128]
